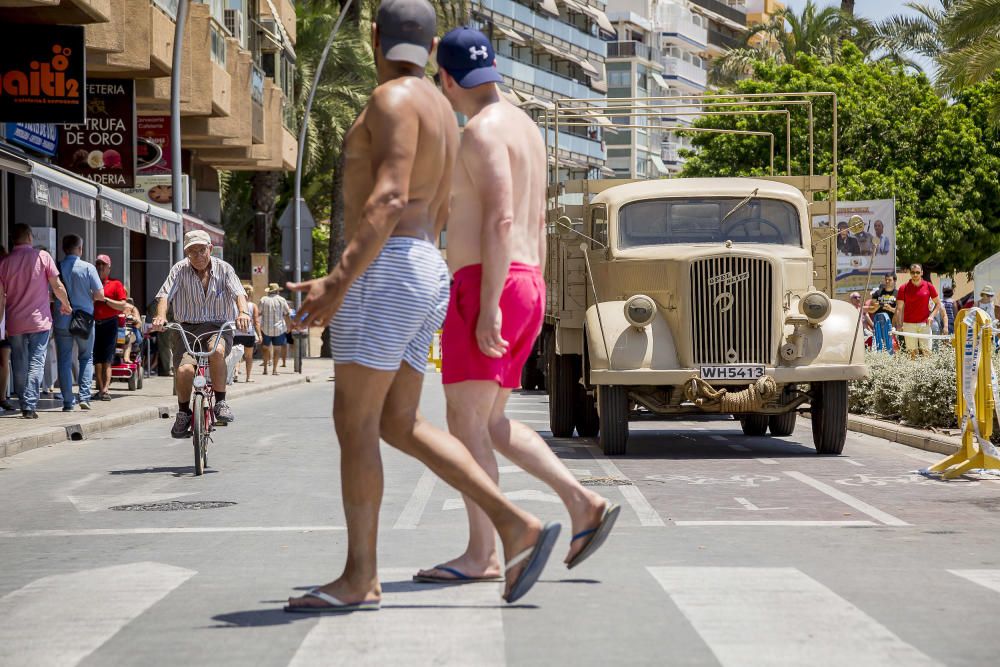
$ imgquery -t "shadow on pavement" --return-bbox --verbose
[109,466,218,476]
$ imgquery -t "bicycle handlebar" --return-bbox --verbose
[165,322,235,359]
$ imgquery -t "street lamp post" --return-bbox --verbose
[292,0,354,373]
[170,0,189,262]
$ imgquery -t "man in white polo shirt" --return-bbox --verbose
[151,230,250,438]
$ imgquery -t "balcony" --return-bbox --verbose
[607,41,651,60]
[708,27,741,50]
[495,55,599,102]
[476,0,606,58]
[688,0,746,24]
[658,15,708,49]
[660,58,707,90]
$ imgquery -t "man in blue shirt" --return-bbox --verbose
[55,235,107,411]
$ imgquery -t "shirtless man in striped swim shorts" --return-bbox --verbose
[284,0,558,613]
[414,28,619,586]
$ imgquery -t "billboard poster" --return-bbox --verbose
[813,199,897,298]
[136,115,171,175]
[56,79,136,187]
[0,25,85,123]
[4,123,58,156]
[123,174,190,210]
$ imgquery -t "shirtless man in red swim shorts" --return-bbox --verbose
[414,28,619,585]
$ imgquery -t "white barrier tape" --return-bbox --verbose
[888,328,953,341]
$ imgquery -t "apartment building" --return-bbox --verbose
[468,0,615,178]
[0,0,296,304]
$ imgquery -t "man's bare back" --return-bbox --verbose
[343,75,458,245]
[446,98,547,273]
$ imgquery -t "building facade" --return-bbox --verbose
[0,0,296,305]
[469,0,615,178]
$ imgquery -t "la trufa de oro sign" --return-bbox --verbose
[57,79,136,187]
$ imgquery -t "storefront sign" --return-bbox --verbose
[123,174,190,209]
[4,123,58,156]
[0,25,85,123]
[136,115,171,175]
[57,79,136,187]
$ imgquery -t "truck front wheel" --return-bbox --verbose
[810,381,848,455]
[548,347,578,438]
[598,385,628,455]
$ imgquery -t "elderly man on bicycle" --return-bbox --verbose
[151,230,250,438]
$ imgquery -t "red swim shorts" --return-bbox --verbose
[442,263,545,388]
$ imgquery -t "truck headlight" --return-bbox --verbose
[624,295,657,328]
[798,291,831,324]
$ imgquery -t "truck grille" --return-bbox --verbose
[690,256,774,365]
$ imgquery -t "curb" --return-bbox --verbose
[846,413,961,456]
[0,373,317,460]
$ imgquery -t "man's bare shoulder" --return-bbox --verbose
[365,77,430,121]
[463,101,539,150]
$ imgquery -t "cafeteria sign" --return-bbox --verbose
[57,79,136,187]
[0,24,85,123]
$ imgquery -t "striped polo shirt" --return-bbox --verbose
[156,256,244,324]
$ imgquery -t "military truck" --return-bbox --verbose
[536,93,868,456]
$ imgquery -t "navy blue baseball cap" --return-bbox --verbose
[436,27,503,89]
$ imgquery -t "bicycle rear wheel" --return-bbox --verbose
[192,393,205,476]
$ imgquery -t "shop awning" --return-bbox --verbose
[0,146,97,221]
[98,185,148,234]
[495,24,528,46]
[148,207,181,243]
[183,214,225,248]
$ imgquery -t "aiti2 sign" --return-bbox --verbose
[0,25,85,123]
[57,79,136,187]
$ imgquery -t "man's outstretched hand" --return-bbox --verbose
[151,316,167,333]
[286,277,344,328]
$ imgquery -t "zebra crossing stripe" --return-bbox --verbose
[647,566,940,667]
[288,568,505,666]
[393,467,437,530]
[949,569,1000,595]
[0,561,196,667]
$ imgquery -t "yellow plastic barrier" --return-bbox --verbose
[926,308,1000,479]
[427,330,442,372]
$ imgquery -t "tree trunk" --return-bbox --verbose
[840,0,855,16]
[250,170,283,280]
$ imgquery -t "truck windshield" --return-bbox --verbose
[617,197,802,248]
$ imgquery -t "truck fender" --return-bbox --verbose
[786,299,866,366]
[585,301,679,371]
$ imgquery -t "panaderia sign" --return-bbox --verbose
[57,79,136,188]
[0,25,85,123]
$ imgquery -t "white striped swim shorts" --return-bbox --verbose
[329,236,449,373]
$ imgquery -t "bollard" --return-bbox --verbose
[925,308,1000,478]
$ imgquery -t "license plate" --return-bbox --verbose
[700,365,765,381]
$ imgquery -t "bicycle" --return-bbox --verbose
[165,322,235,476]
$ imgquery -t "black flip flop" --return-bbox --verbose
[567,503,621,570]
[503,521,561,603]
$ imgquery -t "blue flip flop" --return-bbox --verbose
[503,521,561,603]
[412,565,504,584]
[566,502,620,570]
[283,588,380,614]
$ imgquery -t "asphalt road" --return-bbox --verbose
[2,375,999,666]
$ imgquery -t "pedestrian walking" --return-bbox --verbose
[0,224,72,418]
[232,286,261,383]
[54,234,104,411]
[895,264,942,358]
[975,285,999,351]
[941,286,957,336]
[91,255,128,401]
[284,0,558,612]
[412,27,617,586]
[0,244,13,412]
[867,274,897,354]
[258,283,291,376]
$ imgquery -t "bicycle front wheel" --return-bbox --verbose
[192,393,205,476]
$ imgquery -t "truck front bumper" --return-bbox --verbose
[588,364,868,386]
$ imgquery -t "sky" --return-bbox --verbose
[780,0,924,22]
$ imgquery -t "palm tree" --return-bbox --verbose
[937,0,1000,93]
[711,1,870,85]
[871,0,955,67]
[841,0,855,17]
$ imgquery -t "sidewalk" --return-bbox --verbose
[847,413,962,456]
[0,357,333,459]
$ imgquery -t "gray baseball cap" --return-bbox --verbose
[376,0,436,67]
